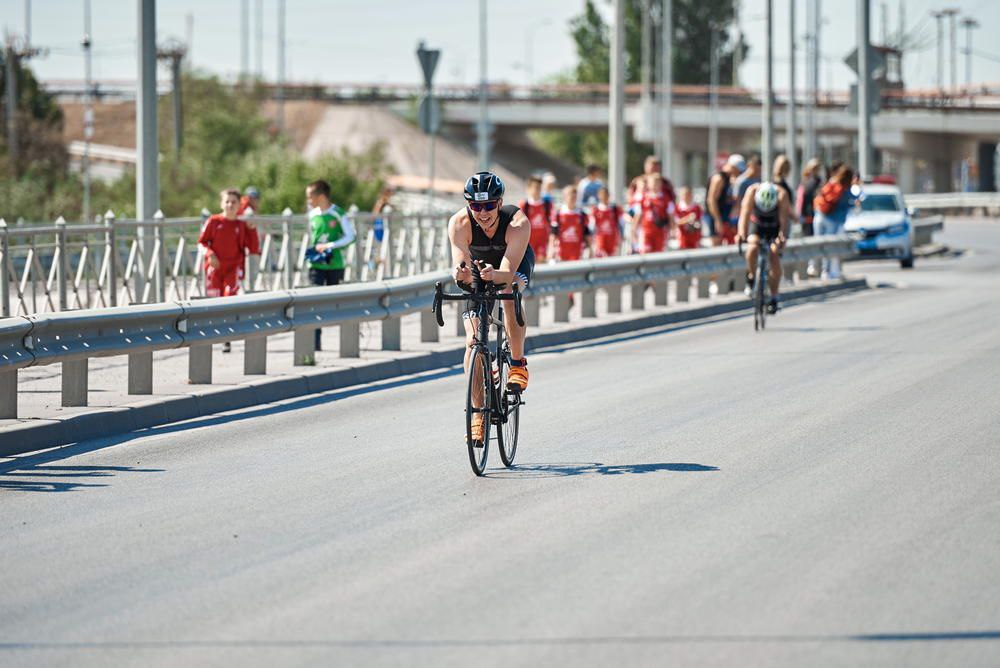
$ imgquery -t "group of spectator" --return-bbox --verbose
[521,150,859,281]
[198,179,357,352]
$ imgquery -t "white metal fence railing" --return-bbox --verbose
[0,237,857,419]
[0,208,456,318]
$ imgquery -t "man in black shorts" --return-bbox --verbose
[737,181,789,314]
[448,172,535,440]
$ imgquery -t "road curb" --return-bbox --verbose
[0,279,867,458]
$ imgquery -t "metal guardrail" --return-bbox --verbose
[0,237,855,420]
[905,192,1000,212]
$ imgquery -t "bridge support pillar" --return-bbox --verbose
[420,309,439,343]
[799,260,810,282]
[675,277,691,303]
[245,337,267,375]
[697,275,711,299]
[631,284,645,311]
[607,286,622,313]
[732,269,747,294]
[525,297,541,326]
[0,370,16,419]
[128,351,153,394]
[293,329,315,365]
[340,321,360,358]
[189,344,212,383]
[61,359,89,407]
[582,289,597,317]
[654,280,668,306]
[554,293,571,322]
[382,316,401,351]
[716,271,731,296]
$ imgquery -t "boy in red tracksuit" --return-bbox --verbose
[518,175,553,261]
[199,188,261,298]
[674,186,704,249]
[589,186,622,258]
[549,185,591,262]
[636,174,673,254]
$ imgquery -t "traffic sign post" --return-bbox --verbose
[416,42,441,212]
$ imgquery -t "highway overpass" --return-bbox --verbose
[47,80,1000,193]
[1,219,999,666]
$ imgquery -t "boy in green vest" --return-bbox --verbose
[306,179,356,350]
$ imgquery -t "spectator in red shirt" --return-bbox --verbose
[199,188,261,299]
[589,186,622,258]
[633,173,673,254]
[518,176,554,261]
[674,186,704,249]
[548,185,591,262]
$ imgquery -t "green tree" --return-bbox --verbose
[534,0,745,179]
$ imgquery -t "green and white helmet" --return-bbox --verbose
[754,181,779,212]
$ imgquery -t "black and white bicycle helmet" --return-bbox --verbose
[463,171,505,202]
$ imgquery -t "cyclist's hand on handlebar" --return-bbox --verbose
[454,262,472,285]
[477,262,496,283]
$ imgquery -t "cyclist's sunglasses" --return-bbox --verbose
[468,200,499,212]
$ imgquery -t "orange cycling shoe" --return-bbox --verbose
[506,360,529,393]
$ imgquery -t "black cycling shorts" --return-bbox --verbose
[463,246,535,320]
[749,222,781,240]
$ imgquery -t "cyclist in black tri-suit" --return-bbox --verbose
[448,172,535,441]
[737,181,789,314]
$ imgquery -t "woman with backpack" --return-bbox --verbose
[813,163,857,278]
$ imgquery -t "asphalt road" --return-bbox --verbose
[2,220,999,667]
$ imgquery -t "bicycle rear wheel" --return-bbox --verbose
[754,258,767,332]
[465,346,492,476]
[497,352,520,468]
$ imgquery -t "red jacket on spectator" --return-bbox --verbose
[551,206,590,261]
[199,214,260,297]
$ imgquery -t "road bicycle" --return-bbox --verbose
[740,237,782,332]
[433,262,526,476]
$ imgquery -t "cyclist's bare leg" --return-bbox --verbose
[745,233,761,279]
[768,241,782,296]
[500,275,528,360]
[463,317,485,408]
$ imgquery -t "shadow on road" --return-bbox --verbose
[765,326,883,333]
[0,630,997,651]
[486,462,719,479]
[0,465,164,493]
[0,367,465,475]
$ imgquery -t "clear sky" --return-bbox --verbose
[2,1,998,91]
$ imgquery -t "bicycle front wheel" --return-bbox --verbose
[754,258,767,332]
[465,346,492,476]
[497,355,520,468]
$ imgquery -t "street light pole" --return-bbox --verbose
[762,0,773,173]
[276,0,285,134]
[787,0,797,183]
[708,27,719,179]
[660,0,673,177]
[804,0,817,163]
[609,0,626,203]
[858,0,871,178]
[944,8,959,92]
[961,18,979,88]
[136,0,159,296]
[932,11,945,91]
[477,0,490,170]
[82,0,93,223]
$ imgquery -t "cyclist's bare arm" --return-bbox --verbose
[448,210,473,284]
[707,174,724,224]
[777,190,790,244]
[489,210,531,286]
[737,184,756,240]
